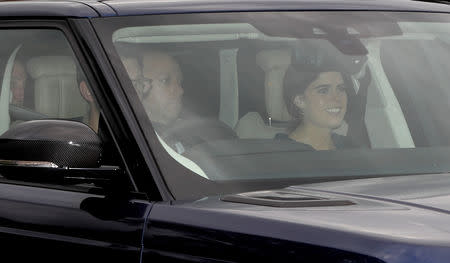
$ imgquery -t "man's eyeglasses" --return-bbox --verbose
[131,76,152,91]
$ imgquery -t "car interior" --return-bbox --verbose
[110,19,450,181]
[2,20,450,182]
[108,22,427,179]
[0,30,91,134]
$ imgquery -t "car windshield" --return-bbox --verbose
[95,12,450,198]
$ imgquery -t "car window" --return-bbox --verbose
[0,28,102,189]
[94,12,450,199]
[0,29,99,134]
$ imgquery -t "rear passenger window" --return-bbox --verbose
[0,29,99,134]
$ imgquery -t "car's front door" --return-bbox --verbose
[0,20,151,262]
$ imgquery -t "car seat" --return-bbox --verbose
[234,49,293,139]
[26,56,88,120]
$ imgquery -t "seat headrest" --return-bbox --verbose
[27,56,76,79]
[256,49,293,122]
[26,55,88,119]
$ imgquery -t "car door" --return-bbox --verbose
[0,20,152,262]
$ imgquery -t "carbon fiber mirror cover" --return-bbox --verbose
[0,120,102,168]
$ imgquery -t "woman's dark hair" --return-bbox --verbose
[283,65,353,125]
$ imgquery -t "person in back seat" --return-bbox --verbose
[10,60,28,107]
[276,66,353,150]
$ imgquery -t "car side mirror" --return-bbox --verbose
[0,120,121,185]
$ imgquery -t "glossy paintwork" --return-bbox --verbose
[0,181,151,261]
[144,174,450,262]
[104,0,450,16]
[0,1,450,263]
[303,173,450,213]
[0,1,99,18]
[1,0,450,18]
[84,1,117,17]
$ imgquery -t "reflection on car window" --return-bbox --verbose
[101,12,450,193]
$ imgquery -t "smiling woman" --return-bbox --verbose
[279,67,352,150]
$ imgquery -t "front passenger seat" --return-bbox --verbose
[235,49,292,139]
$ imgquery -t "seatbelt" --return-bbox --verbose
[346,65,371,147]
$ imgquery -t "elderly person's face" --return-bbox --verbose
[141,52,183,125]
[11,62,27,106]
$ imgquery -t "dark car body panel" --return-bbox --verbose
[0,181,152,261]
[83,1,117,17]
[303,173,450,213]
[0,16,153,262]
[2,0,450,18]
[104,0,450,16]
[0,0,450,262]
[0,1,99,18]
[144,174,450,262]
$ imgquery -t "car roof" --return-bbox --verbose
[0,0,449,18]
[103,0,450,16]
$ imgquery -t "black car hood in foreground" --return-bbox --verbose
[147,173,450,263]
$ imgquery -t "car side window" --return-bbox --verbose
[0,28,109,190]
[0,29,98,134]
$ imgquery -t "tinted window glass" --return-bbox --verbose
[0,28,103,189]
[0,29,99,134]
[95,12,450,199]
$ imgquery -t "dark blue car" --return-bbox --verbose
[1,0,450,262]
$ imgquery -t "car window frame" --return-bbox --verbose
[92,15,238,200]
[0,19,143,196]
[69,18,166,200]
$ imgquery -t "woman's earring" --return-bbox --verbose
[292,96,305,119]
[294,96,305,109]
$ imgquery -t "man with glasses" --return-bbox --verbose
[121,52,184,128]
[139,51,184,127]
[124,51,235,154]
[134,51,186,153]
